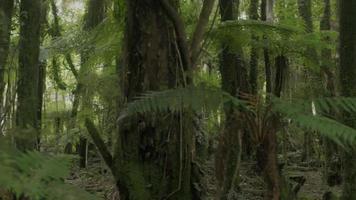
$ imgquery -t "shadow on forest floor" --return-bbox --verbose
[67,154,341,200]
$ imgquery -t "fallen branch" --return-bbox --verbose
[84,118,114,172]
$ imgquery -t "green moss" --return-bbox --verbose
[124,162,151,200]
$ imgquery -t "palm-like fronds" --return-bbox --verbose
[118,85,246,121]
[273,97,356,148]
[212,19,337,57]
[119,86,356,148]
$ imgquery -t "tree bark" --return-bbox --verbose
[320,0,340,188]
[114,1,195,199]
[297,0,318,163]
[249,0,259,95]
[261,0,272,94]
[215,0,249,199]
[0,0,14,132]
[16,0,43,151]
[339,1,356,199]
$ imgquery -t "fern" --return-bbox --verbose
[218,19,301,35]
[118,85,246,121]
[0,142,101,200]
[213,19,337,58]
[273,97,356,148]
[119,86,356,148]
[313,97,356,114]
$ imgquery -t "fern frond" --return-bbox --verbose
[219,19,302,35]
[313,97,356,114]
[273,98,356,148]
[119,86,356,148]
[0,143,100,200]
[118,85,246,120]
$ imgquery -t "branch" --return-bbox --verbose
[159,0,191,70]
[65,54,78,80]
[190,0,216,66]
[84,118,114,171]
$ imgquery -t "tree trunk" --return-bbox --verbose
[16,0,43,151]
[264,55,287,200]
[249,0,259,95]
[297,0,318,163]
[114,1,194,199]
[0,0,14,133]
[261,0,272,94]
[77,0,107,168]
[320,0,334,96]
[320,0,340,188]
[339,1,356,199]
[216,0,249,199]
[297,0,313,33]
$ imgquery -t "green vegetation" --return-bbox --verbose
[0,0,356,199]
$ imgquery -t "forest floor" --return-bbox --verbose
[68,153,341,200]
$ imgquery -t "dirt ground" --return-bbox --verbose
[70,156,342,200]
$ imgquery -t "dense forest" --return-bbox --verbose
[1,0,356,199]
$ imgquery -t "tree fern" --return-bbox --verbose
[119,86,356,148]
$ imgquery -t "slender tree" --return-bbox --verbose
[0,0,14,124]
[249,0,259,95]
[261,0,272,94]
[297,0,320,162]
[339,0,356,199]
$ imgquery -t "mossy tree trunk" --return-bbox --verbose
[339,1,356,199]
[0,0,14,132]
[114,1,194,199]
[16,0,43,151]
[216,0,249,199]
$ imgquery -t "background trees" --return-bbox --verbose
[1,0,356,200]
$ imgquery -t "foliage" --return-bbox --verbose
[119,86,356,148]
[0,141,101,200]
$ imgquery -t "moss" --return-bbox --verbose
[124,162,151,200]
